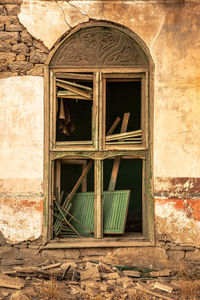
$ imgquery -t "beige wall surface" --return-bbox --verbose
[0,76,43,242]
[1,0,200,243]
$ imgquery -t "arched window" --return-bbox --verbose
[44,22,154,247]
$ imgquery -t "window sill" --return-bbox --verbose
[43,235,153,249]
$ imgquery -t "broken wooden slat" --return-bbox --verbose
[136,283,173,300]
[54,200,81,237]
[108,113,130,191]
[57,90,91,100]
[41,263,61,270]
[106,129,142,142]
[56,78,92,91]
[56,81,92,99]
[0,275,25,289]
[154,282,173,293]
[107,117,121,135]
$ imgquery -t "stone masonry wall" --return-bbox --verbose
[0,0,49,79]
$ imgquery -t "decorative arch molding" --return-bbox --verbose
[47,21,153,69]
[43,20,155,246]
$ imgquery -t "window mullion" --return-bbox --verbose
[94,159,103,239]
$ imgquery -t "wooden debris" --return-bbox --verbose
[106,129,142,142]
[41,262,61,270]
[154,281,173,293]
[56,79,92,99]
[150,269,171,277]
[122,270,141,278]
[108,113,129,191]
[0,275,25,289]
[136,283,173,300]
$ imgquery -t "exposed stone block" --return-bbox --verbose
[20,31,33,45]
[26,64,44,76]
[33,40,48,53]
[167,250,185,261]
[109,247,168,270]
[5,5,20,16]
[185,249,200,261]
[0,22,4,31]
[0,71,18,79]
[0,52,16,62]
[8,61,32,72]
[0,16,19,25]
[12,43,29,53]
[41,249,66,259]
[0,246,18,259]
[16,54,26,61]
[0,41,12,52]
[5,24,24,32]
[29,50,47,63]
[0,31,19,43]
[0,62,8,71]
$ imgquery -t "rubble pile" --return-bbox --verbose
[1,238,200,299]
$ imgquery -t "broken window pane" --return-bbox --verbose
[103,157,143,234]
[53,158,94,238]
[56,76,93,142]
[106,79,142,144]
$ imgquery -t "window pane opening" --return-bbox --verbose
[56,77,93,142]
[53,159,94,238]
[103,158,143,235]
[106,80,142,144]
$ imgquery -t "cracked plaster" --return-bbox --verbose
[18,0,89,49]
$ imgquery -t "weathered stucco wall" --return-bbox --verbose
[0,76,43,242]
[0,0,200,245]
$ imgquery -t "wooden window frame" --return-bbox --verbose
[43,66,154,248]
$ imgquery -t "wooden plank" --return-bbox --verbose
[0,275,25,290]
[57,90,90,100]
[56,81,91,99]
[106,129,142,141]
[55,160,61,203]
[136,284,173,300]
[94,160,103,239]
[65,160,93,206]
[82,161,87,193]
[43,65,50,244]
[56,73,93,80]
[108,113,130,191]
[107,117,120,135]
[56,78,92,91]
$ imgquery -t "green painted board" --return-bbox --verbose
[70,190,131,234]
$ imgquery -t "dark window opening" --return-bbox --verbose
[56,78,93,142]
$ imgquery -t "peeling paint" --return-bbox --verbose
[155,198,200,245]
[0,196,43,242]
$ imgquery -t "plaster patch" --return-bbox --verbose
[0,197,42,242]
[154,85,200,178]
[155,199,200,245]
[19,0,88,49]
[0,76,43,179]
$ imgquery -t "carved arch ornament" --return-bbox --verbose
[49,24,150,67]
